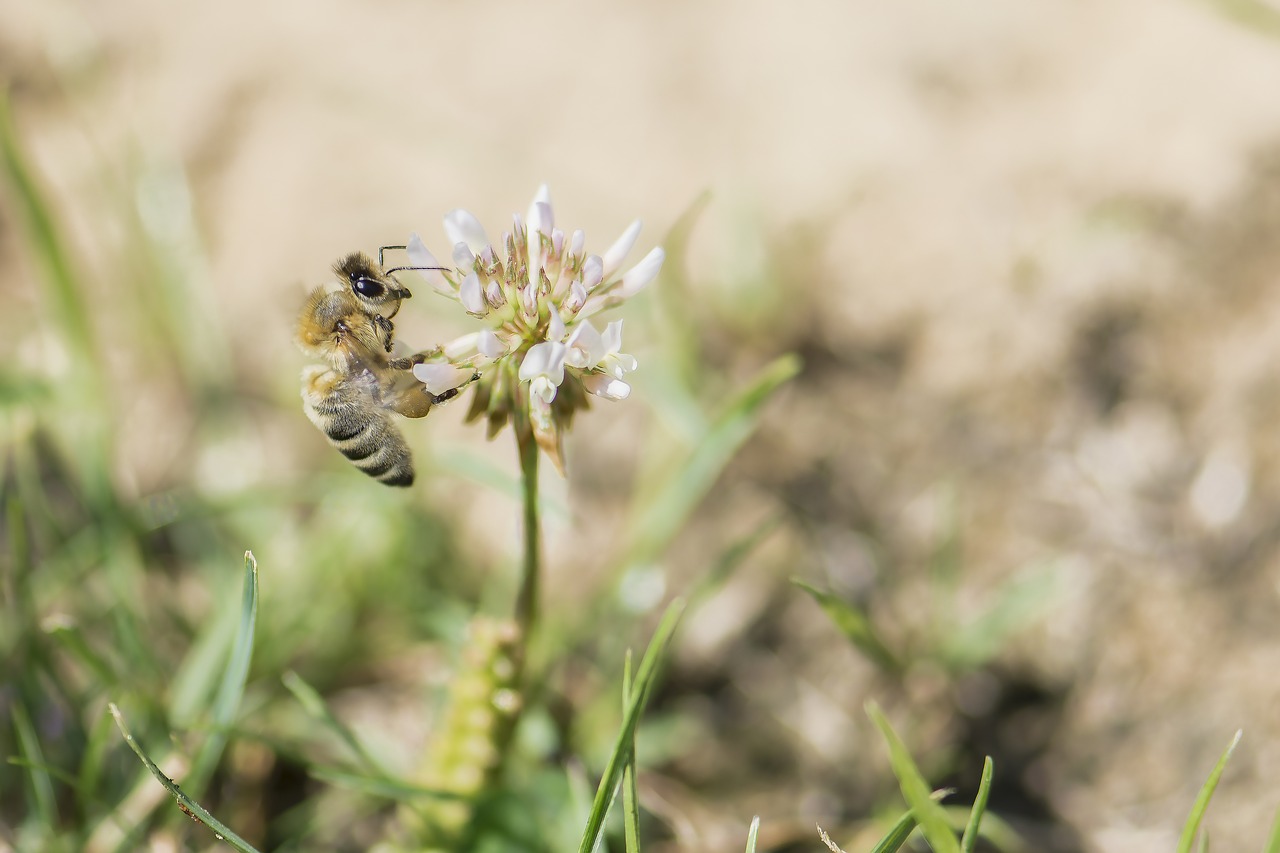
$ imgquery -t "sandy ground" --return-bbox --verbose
[6,0,1280,850]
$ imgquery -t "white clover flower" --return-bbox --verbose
[405,185,663,472]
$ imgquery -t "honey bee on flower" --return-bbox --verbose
[404,185,664,473]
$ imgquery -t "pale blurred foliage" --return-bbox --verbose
[6,0,1280,850]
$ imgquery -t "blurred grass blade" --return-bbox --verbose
[1177,730,1241,853]
[869,810,918,853]
[577,600,685,853]
[282,669,388,776]
[308,767,464,801]
[11,700,57,827]
[744,816,761,853]
[960,757,994,853]
[7,756,82,791]
[0,89,95,361]
[624,355,800,569]
[189,551,260,791]
[792,579,900,673]
[867,702,960,853]
[110,704,262,853]
[44,618,119,687]
[942,563,1061,671]
[690,514,781,605]
[0,371,53,404]
[1263,804,1280,853]
[1199,0,1280,38]
[655,190,713,382]
[1197,829,1210,853]
[622,651,641,853]
[78,705,118,808]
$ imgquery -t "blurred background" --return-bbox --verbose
[5,0,1280,851]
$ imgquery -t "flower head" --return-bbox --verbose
[405,185,663,473]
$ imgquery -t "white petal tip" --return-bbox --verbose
[583,374,631,400]
[413,363,474,394]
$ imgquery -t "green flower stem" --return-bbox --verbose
[514,425,541,646]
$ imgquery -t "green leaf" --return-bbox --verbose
[1178,730,1242,853]
[744,816,761,853]
[188,551,260,791]
[960,757,994,853]
[282,670,388,776]
[868,810,919,853]
[867,702,959,853]
[792,579,900,672]
[577,600,684,853]
[110,703,263,853]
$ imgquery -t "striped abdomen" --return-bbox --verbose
[301,366,415,487]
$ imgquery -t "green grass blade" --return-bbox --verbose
[744,816,761,853]
[1177,730,1242,853]
[282,669,388,776]
[867,702,960,853]
[622,651,641,853]
[623,355,800,569]
[1262,804,1280,853]
[960,757,994,853]
[11,700,58,827]
[577,600,685,853]
[1259,799,1280,845]
[110,703,263,853]
[188,551,260,791]
[868,810,919,853]
[792,579,900,672]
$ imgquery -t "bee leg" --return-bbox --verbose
[387,372,481,418]
[387,347,441,372]
[374,315,395,351]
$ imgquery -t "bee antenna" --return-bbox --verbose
[377,245,407,268]
[383,265,450,276]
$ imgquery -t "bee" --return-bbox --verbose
[296,284,459,487]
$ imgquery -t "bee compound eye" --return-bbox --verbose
[353,277,386,300]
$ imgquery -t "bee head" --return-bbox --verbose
[334,252,412,315]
